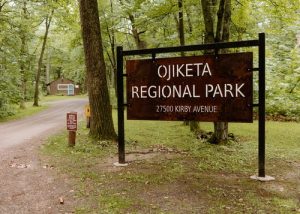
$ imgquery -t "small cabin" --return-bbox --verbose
[47,77,80,96]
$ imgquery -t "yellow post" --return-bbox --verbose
[84,104,91,128]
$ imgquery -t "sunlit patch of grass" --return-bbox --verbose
[42,123,116,173]
[0,95,88,123]
[99,192,135,213]
[40,94,88,102]
[0,102,48,122]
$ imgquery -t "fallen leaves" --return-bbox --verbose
[9,163,30,169]
[43,164,54,169]
[59,197,64,204]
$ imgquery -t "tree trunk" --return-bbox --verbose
[118,0,147,50]
[78,0,117,140]
[212,122,228,143]
[176,0,200,131]
[212,0,231,144]
[178,0,185,48]
[201,0,232,144]
[46,48,51,95]
[19,0,28,109]
[216,0,225,42]
[185,6,193,33]
[201,0,215,44]
[33,10,53,106]
[222,0,231,42]
[128,14,147,49]
[199,0,217,134]
[106,0,117,97]
[20,34,26,109]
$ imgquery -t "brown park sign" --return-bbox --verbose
[126,52,253,122]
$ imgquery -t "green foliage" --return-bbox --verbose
[0,100,15,119]
[0,70,19,118]
[0,0,299,119]
[0,102,48,122]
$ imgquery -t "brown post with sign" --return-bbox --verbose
[67,112,77,147]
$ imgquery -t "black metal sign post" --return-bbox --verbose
[258,33,266,178]
[116,46,126,166]
[116,33,274,180]
[252,34,274,181]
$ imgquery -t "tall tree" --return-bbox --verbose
[177,0,185,49]
[19,0,29,109]
[102,0,117,96]
[175,0,201,132]
[201,0,216,44]
[118,0,147,49]
[201,0,231,144]
[33,9,54,106]
[78,0,117,140]
[213,0,231,143]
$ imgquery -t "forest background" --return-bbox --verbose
[0,0,299,121]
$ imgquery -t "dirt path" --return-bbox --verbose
[0,98,87,213]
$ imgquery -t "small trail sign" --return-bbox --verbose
[66,112,77,131]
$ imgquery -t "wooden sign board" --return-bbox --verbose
[66,112,77,131]
[126,53,253,122]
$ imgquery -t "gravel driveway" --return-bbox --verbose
[0,98,87,213]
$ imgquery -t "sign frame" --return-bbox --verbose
[116,33,266,178]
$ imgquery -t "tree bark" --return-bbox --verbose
[201,0,215,44]
[199,0,216,135]
[216,0,225,42]
[19,0,28,109]
[213,0,231,144]
[78,0,117,140]
[46,48,51,95]
[177,0,199,131]
[178,0,185,48]
[201,0,232,144]
[20,34,27,109]
[33,10,53,106]
[128,14,147,49]
[105,0,117,97]
[118,0,147,50]
[185,6,193,33]
[222,0,231,42]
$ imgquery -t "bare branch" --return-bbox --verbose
[0,0,8,13]
[137,30,146,35]
[234,0,243,6]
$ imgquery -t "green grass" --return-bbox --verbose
[41,110,300,213]
[99,192,135,213]
[40,94,88,102]
[0,102,48,122]
[0,95,88,123]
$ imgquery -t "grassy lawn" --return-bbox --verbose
[40,94,88,102]
[41,110,300,213]
[0,95,87,123]
[0,102,48,123]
